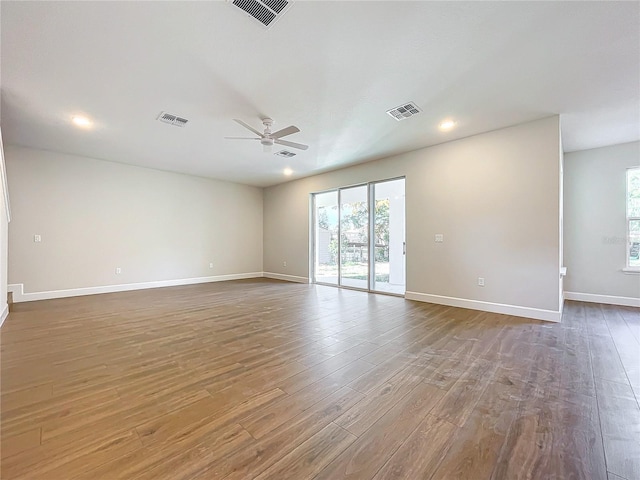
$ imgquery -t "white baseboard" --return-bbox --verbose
[8,272,264,303]
[564,292,640,308]
[263,272,310,284]
[404,291,562,323]
[0,303,8,328]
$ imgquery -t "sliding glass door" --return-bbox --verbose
[313,191,339,285]
[340,185,369,289]
[372,179,405,294]
[313,178,405,295]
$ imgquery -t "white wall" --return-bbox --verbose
[564,141,640,305]
[0,128,9,324]
[6,146,263,298]
[264,116,562,321]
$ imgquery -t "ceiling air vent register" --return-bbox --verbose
[387,102,421,121]
[275,150,296,158]
[230,0,291,28]
[157,112,189,127]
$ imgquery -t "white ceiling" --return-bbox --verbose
[1,1,638,187]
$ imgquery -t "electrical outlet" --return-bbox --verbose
[478,277,485,287]
[116,267,122,275]
[283,261,287,267]
[34,234,42,243]
[209,262,214,269]
[434,234,443,243]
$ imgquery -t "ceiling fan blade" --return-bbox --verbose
[233,119,264,138]
[224,137,260,140]
[275,139,309,151]
[270,125,300,139]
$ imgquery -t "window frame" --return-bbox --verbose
[626,167,640,272]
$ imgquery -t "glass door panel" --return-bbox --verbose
[339,185,369,289]
[313,191,339,285]
[373,179,405,294]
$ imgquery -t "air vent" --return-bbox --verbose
[275,150,296,158]
[230,0,292,28]
[386,102,422,121]
[157,112,189,127]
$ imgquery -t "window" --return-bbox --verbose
[627,167,640,269]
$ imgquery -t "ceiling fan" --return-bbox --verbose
[225,118,309,152]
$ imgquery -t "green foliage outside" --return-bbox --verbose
[317,199,390,265]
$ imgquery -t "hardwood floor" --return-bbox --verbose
[1,278,638,479]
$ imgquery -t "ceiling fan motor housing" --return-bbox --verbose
[261,118,274,146]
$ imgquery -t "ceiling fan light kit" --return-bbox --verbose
[225,117,309,153]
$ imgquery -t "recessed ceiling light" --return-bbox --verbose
[283,168,293,176]
[72,115,92,128]
[438,119,457,131]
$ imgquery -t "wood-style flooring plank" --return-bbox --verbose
[608,472,628,480]
[334,372,423,437]
[239,372,360,440]
[132,422,256,480]
[595,377,640,480]
[218,386,365,479]
[41,385,211,443]
[2,428,142,480]
[600,304,640,399]
[253,422,356,480]
[429,365,532,480]
[314,383,444,479]
[619,306,640,346]
[429,359,498,427]
[0,427,41,458]
[135,387,285,451]
[372,414,456,479]
[0,383,52,412]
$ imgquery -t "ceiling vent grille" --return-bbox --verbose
[230,0,292,28]
[157,112,189,127]
[275,150,296,158]
[386,102,421,121]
